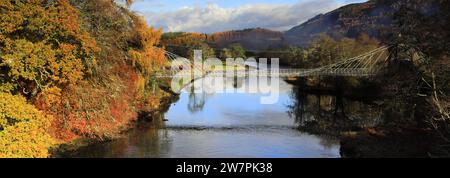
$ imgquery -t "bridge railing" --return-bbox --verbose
[155,45,389,78]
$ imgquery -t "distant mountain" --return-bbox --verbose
[162,0,406,51]
[161,28,284,52]
[205,0,402,49]
[207,28,284,51]
[284,0,399,47]
[163,0,435,51]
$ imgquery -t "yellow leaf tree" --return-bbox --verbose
[0,0,99,97]
[0,92,54,158]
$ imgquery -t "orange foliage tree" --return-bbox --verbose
[0,0,99,97]
[1,0,170,145]
[128,16,166,76]
[161,32,208,47]
[127,15,167,112]
[32,1,169,142]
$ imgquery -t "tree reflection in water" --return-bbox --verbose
[186,82,208,113]
[188,92,207,113]
[287,86,384,137]
[186,76,246,113]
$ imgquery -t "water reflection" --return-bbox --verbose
[64,73,391,158]
[66,124,340,158]
[288,87,383,136]
[187,92,207,113]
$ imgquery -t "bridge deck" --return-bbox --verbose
[159,46,389,79]
[156,68,376,78]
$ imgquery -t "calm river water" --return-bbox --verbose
[67,74,386,158]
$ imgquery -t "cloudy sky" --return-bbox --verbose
[130,0,367,33]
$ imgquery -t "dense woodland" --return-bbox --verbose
[395,0,449,152]
[0,0,170,157]
[293,0,450,156]
[161,32,247,60]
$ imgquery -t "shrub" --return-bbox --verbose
[0,92,54,158]
[37,65,143,141]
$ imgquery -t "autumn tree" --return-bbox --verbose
[127,15,166,76]
[0,0,174,154]
[187,43,216,60]
[305,33,379,67]
[284,47,308,67]
[308,34,338,66]
[393,0,450,143]
[229,43,247,59]
[392,0,450,58]
[0,92,54,158]
[0,0,99,97]
[126,0,134,8]
[220,48,232,59]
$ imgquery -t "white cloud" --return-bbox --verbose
[140,0,346,33]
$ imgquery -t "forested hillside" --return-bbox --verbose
[284,0,398,46]
[161,28,283,53]
[207,28,284,51]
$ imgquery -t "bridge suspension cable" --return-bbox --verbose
[156,45,391,78]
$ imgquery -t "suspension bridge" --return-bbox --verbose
[158,45,391,78]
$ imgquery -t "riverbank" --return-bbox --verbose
[285,76,382,101]
[284,61,449,157]
[50,93,179,158]
[340,127,445,157]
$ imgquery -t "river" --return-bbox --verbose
[65,73,387,158]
